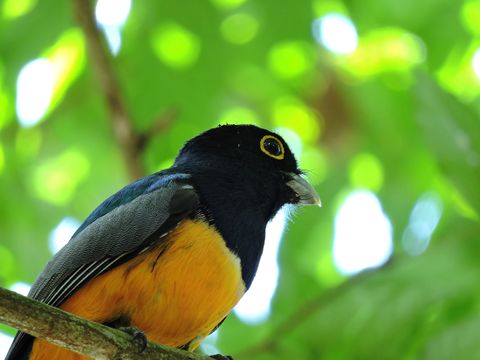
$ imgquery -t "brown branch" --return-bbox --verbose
[0,286,210,359]
[72,0,143,180]
[138,108,179,151]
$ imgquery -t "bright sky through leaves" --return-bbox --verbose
[10,282,31,296]
[0,332,13,359]
[15,59,55,127]
[473,48,480,79]
[312,13,358,54]
[95,0,131,55]
[402,193,442,256]
[95,0,131,27]
[234,210,287,324]
[1,281,32,353]
[333,190,393,275]
[48,217,81,255]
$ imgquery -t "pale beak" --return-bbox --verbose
[286,173,322,206]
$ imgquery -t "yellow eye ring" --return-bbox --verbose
[260,135,285,160]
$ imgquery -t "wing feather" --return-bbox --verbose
[5,172,199,359]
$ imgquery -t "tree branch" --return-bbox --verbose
[0,286,210,359]
[72,0,143,180]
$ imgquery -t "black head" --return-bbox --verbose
[176,125,297,174]
[174,124,320,221]
[172,125,320,287]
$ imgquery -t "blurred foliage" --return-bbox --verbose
[1,0,480,359]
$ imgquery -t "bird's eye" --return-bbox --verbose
[260,135,285,160]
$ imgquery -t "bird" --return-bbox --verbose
[6,124,320,359]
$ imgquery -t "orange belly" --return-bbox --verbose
[30,219,245,359]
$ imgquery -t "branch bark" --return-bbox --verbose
[0,287,210,359]
[72,0,143,180]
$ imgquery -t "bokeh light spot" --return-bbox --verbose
[210,0,246,10]
[2,0,37,19]
[333,190,393,275]
[49,217,81,254]
[103,26,122,55]
[312,13,358,55]
[402,192,442,256]
[32,149,90,205]
[10,282,31,296]
[201,329,220,358]
[268,41,314,79]
[95,0,131,27]
[0,332,13,359]
[235,210,287,324]
[349,153,384,192]
[272,97,320,143]
[218,106,259,126]
[0,63,10,129]
[15,33,84,128]
[221,13,259,45]
[345,28,425,78]
[3,280,30,360]
[16,59,55,127]
[152,23,201,69]
[95,0,131,55]
[436,40,480,100]
[472,48,480,79]
[44,29,86,110]
[461,0,480,36]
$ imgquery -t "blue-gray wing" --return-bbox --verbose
[6,171,199,360]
